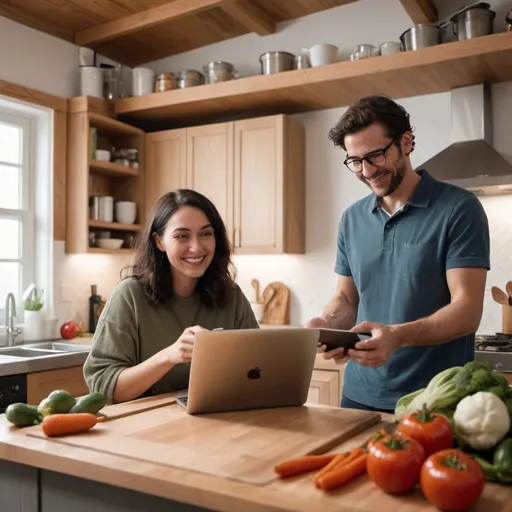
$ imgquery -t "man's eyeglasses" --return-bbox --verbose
[344,137,398,173]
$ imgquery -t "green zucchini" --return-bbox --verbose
[38,389,76,416]
[69,392,106,415]
[5,403,42,427]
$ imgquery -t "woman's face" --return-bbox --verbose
[155,206,216,293]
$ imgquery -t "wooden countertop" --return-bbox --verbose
[0,395,509,512]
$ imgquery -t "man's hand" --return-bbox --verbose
[304,316,348,364]
[347,321,404,367]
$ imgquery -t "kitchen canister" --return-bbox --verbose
[80,66,103,99]
[132,67,155,96]
[115,201,137,224]
[98,196,114,222]
[302,44,338,67]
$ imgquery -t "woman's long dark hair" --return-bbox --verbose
[122,189,236,308]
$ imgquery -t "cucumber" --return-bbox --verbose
[5,403,42,427]
[38,390,76,416]
[69,392,106,415]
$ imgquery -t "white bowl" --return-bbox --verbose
[115,201,137,224]
[97,238,124,249]
[95,150,111,162]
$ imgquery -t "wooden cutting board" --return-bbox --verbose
[27,404,380,485]
[261,281,290,325]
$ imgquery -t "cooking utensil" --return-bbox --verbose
[400,23,442,51]
[250,278,262,304]
[259,51,295,75]
[294,54,310,69]
[492,286,509,305]
[451,4,495,40]
[506,281,512,306]
[177,70,204,88]
[379,41,402,55]
[350,44,380,61]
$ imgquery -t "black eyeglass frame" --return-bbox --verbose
[343,136,400,173]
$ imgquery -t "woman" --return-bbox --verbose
[83,189,259,404]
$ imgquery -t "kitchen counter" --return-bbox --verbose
[0,395,510,512]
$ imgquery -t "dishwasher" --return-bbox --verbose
[0,374,28,413]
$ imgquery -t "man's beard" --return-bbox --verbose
[359,159,406,198]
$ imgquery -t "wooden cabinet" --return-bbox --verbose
[144,114,305,255]
[145,129,186,213]
[307,355,346,408]
[66,99,145,254]
[26,366,89,405]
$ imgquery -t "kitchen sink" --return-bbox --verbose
[0,348,58,358]
[26,342,91,353]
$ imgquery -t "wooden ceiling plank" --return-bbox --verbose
[74,0,231,46]
[399,0,438,24]
[0,4,74,42]
[220,0,275,36]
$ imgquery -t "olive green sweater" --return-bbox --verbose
[83,278,259,404]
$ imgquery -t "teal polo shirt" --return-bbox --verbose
[336,170,490,410]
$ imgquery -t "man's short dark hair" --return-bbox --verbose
[328,95,416,153]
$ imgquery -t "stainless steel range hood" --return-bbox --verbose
[417,84,512,196]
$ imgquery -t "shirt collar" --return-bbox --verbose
[369,169,436,214]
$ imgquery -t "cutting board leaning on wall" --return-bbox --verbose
[260,281,290,325]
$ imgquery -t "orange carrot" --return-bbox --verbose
[316,453,368,491]
[313,447,365,486]
[274,454,339,478]
[41,413,101,437]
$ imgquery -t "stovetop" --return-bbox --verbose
[475,333,512,352]
[475,333,512,372]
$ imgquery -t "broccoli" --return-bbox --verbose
[489,385,506,400]
[491,371,510,392]
[464,360,492,374]
[469,368,496,393]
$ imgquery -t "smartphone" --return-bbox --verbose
[316,328,372,352]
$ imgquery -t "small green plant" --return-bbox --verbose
[24,288,44,311]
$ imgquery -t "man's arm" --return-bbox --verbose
[321,275,359,330]
[398,267,487,346]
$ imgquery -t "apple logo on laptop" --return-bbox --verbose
[247,367,261,380]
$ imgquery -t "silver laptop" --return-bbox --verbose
[173,328,320,415]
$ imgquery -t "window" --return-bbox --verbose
[0,111,33,318]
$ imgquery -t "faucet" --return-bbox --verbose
[5,293,22,347]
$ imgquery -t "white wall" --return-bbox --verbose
[0,16,78,98]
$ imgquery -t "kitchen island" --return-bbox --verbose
[0,394,510,512]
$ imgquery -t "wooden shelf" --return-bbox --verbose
[88,112,144,137]
[115,33,512,125]
[87,247,133,255]
[89,159,140,177]
[88,220,141,231]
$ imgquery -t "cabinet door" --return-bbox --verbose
[307,369,341,407]
[145,129,186,216]
[233,116,283,253]
[27,366,89,405]
[186,123,234,239]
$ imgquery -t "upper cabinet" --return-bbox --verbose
[145,114,305,255]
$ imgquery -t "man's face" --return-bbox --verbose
[344,123,407,198]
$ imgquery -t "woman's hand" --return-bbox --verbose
[163,325,207,365]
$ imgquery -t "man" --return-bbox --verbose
[306,95,490,413]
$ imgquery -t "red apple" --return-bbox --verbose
[60,321,78,340]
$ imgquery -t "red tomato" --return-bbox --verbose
[60,321,78,340]
[420,449,485,512]
[397,407,454,456]
[367,434,426,494]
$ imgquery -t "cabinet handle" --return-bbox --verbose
[237,227,241,248]
[233,227,241,248]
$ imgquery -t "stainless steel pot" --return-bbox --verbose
[177,70,204,88]
[259,51,295,75]
[294,54,310,69]
[400,23,441,51]
[350,44,380,61]
[451,6,495,40]
[203,61,238,83]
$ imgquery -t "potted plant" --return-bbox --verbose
[23,288,45,341]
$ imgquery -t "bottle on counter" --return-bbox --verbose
[88,285,104,334]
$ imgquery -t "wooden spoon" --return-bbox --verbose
[492,286,509,305]
[506,281,512,306]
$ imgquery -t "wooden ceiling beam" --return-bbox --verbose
[74,0,231,47]
[399,0,438,24]
[219,0,275,36]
